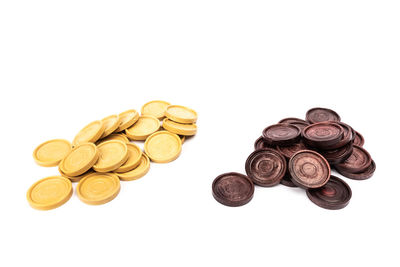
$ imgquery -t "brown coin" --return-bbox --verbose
[318,142,354,165]
[276,141,307,159]
[212,172,254,207]
[336,160,376,180]
[289,121,309,131]
[306,107,341,124]
[245,149,287,187]
[288,150,331,189]
[254,136,274,150]
[353,131,365,146]
[321,122,353,150]
[334,145,372,173]
[279,117,308,124]
[302,122,344,148]
[262,123,301,146]
[306,175,352,210]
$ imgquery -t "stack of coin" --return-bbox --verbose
[212,107,375,210]
[28,101,197,210]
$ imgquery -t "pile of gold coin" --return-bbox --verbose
[27,101,198,210]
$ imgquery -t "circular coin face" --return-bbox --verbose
[93,140,129,172]
[334,145,372,173]
[245,149,287,187]
[73,120,105,146]
[162,118,197,136]
[212,172,254,207]
[100,115,121,139]
[27,176,73,210]
[262,123,301,146]
[144,131,182,163]
[77,173,120,205]
[165,105,198,124]
[306,176,352,210]
[59,143,99,177]
[116,109,139,132]
[335,160,376,180]
[125,115,160,140]
[306,107,341,124]
[114,154,150,181]
[302,122,344,148]
[33,139,72,167]
[288,150,331,189]
[141,100,171,120]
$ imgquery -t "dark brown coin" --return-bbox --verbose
[288,150,331,189]
[306,175,352,210]
[277,141,307,159]
[280,169,297,187]
[245,149,287,187]
[289,121,309,131]
[262,123,301,146]
[353,131,365,146]
[334,145,372,173]
[212,172,254,207]
[254,136,274,150]
[318,142,353,165]
[302,122,344,148]
[306,107,341,124]
[336,160,376,180]
[279,117,308,124]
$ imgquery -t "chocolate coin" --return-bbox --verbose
[245,149,287,187]
[353,131,365,146]
[276,141,307,159]
[306,176,352,210]
[254,136,274,150]
[262,123,301,146]
[334,145,372,173]
[336,160,376,180]
[306,107,341,124]
[288,150,331,189]
[212,172,254,207]
[318,142,353,165]
[302,122,344,148]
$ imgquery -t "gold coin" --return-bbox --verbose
[125,115,160,140]
[141,100,171,120]
[114,143,142,173]
[162,118,197,136]
[59,143,99,176]
[114,154,150,181]
[165,105,197,124]
[33,139,72,167]
[144,131,182,163]
[93,140,129,172]
[100,115,121,138]
[116,109,139,132]
[77,173,120,205]
[73,120,105,146]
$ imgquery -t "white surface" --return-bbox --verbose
[1,1,399,266]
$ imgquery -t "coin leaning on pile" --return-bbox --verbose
[212,107,375,210]
[27,101,198,210]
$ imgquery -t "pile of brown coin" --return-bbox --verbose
[212,107,375,210]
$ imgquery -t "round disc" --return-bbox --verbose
[276,141,307,159]
[165,105,198,124]
[334,145,372,173]
[353,131,365,146]
[116,109,139,132]
[144,131,182,163]
[77,173,120,205]
[114,154,150,181]
[278,117,308,124]
[318,142,353,165]
[73,120,105,146]
[288,150,331,189]
[114,143,142,173]
[125,115,160,140]
[97,133,129,144]
[306,107,341,124]
[321,122,353,149]
[302,122,344,148]
[59,143,99,176]
[254,136,274,150]
[245,149,287,187]
[100,114,121,139]
[27,176,73,210]
[262,123,301,146]
[141,100,171,120]
[33,139,72,167]
[336,160,376,180]
[306,176,352,210]
[162,118,197,136]
[93,140,129,172]
[212,172,254,207]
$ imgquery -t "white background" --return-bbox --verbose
[1,1,399,266]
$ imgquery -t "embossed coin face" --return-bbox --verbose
[254,136,274,150]
[303,122,344,148]
[335,160,376,180]
[322,122,354,149]
[334,145,372,173]
[245,149,287,187]
[262,124,301,146]
[306,176,352,210]
[277,141,307,159]
[353,131,365,146]
[289,150,331,189]
[306,107,341,124]
[212,172,254,207]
